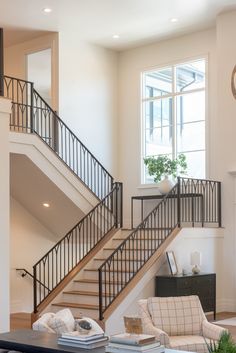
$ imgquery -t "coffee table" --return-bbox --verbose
[0,330,104,353]
[0,330,196,353]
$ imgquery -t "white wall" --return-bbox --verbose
[4,33,59,110]
[5,33,119,178]
[214,10,236,311]
[59,35,118,177]
[106,228,224,335]
[10,197,56,313]
[118,28,217,228]
[117,12,236,312]
[0,98,11,332]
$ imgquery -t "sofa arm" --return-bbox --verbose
[202,320,227,341]
[142,323,170,346]
[138,299,170,346]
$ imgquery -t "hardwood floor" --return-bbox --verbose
[10,312,236,341]
[10,312,31,330]
[207,312,236,341]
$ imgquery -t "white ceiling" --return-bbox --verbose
[1,0,236,50]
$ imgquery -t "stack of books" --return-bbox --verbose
[58,331,109,349]
[106,333,165,353]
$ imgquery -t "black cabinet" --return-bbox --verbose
[155,273,216,319]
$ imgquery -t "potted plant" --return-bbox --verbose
[206,331,236,353]
[144,154,187,194]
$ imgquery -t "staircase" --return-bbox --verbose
[49,229,131,319]
[3,74,222,324]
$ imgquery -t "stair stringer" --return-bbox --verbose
[103,227,181,323]
[9,131,98,213]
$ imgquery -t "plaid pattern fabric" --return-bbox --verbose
[147,296,204,336]
[169,335,210,353]
[138,299,170,345]
[138,296,225,353]
[202,320,226,340]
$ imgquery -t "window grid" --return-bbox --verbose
[142,59,206,184]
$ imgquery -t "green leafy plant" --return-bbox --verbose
[144,154,187,183]
[206,331,236,353]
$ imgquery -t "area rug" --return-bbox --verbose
[214,317,236,326]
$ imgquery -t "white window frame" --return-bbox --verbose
[140,56,208,186]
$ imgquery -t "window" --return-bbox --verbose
[142,59,206,184]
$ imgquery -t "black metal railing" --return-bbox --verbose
[98,184,179,320]
[98,177,222,320]
[3,75,113,199]
[16,268,49,291]
[33,182,122,313]
[179,177,221,227]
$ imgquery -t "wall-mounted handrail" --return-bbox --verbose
[16,268,49,291]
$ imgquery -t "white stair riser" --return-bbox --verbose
[102,249,116,257]
[83,270,135,281]
[111,239,162,247]
[83,271,99,281]
[102,248,155,258]
[73,281,98,291]
[92,260,145,271]
[62,293,99,305]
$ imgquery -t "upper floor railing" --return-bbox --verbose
[98,177,221,320]
[2,75,113,199]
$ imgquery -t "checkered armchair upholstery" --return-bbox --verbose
[138,296,226,353]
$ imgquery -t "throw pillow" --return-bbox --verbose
[48,308,75,334]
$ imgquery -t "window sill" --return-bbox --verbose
[137,183,159,189]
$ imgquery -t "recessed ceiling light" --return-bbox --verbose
[112,34,120,39]
[43,8,52,13]
[43,203,50,208]
[170,18,178,23]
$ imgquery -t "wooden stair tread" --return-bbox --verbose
[74,279,123,284]
[63,290,99,296]
[104,247,154,250]
[93,258,145,262]
[84,268,135,272]
[74,279,98,283]
[52,302,99,310]
[113,238,162,240]
[63,290,112,297]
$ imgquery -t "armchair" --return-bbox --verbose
[138,296,225,353]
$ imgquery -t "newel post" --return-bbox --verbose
[177,177,181,227]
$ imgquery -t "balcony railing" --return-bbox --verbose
[3,75,113,200]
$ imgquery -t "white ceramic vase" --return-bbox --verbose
[158,176,175,194]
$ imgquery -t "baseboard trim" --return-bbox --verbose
[217,298,236,313]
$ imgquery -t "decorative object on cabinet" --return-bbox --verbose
[191,251,202,274]
[166,251,178,275]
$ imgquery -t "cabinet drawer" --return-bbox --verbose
[192,275,215,288]
[177,278,192,290]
